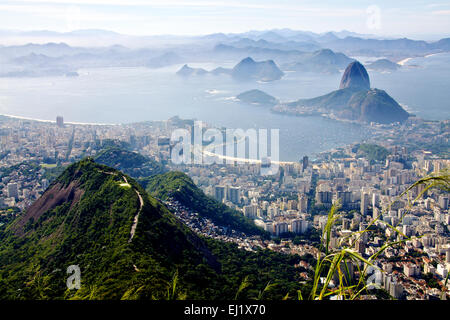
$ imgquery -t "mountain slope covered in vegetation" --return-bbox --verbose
[0,159,306,300]
[94,147,166,178]
[145,171,266,236]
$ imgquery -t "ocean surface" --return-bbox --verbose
[0,53,449,162]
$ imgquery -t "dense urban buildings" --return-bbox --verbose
[0,114,448,299]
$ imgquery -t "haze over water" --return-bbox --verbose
[0,53,449,162]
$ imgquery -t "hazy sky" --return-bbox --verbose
[1,0,450,39]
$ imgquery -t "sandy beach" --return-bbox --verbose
[397,57,413,66]
[0,113,118,126]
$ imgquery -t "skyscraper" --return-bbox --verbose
[7,183,19,200]
[274,221,288,236]
[372,193,380,209]
[337,191,352,206]
[297,194,308,213]
[56,116,64,128]
[226,186,241,204]
[373,207,380,220]
[302,156,309,172]
[316,191,332,206]
[361,192,370,215]
[355,239,366,255]
[438,196,449,210]
[214,186,226,202]
[243,205,258,219]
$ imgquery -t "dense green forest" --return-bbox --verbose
[94,147,166,178]
[145,171,266,236]
[0,159,309,300]
[356,143,390,163]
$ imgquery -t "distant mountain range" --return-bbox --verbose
[322,37,437,57]
[216,29,449,57]
[225,37,321,52]
[0,28,429,48]
[0,28,448,78]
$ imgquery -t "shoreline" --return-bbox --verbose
[0,113,119,126]
[397,57,413,66]
[397,51,450,66]
[270,107,373,127]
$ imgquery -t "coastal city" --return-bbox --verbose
[0,113,448,300]
[1,0,450,313]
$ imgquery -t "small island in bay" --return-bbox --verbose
[236,89,279,106]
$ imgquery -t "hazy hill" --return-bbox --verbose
[231,57,284,81]
[176,64,208,76]
[283,48,354,73]
[430,38,450,50]
[147,52,184,68]
[210,66,232,75]
[227,37,321,52]
[213,44,303,62]
[366,59,400,71]
[307,49,352,66]
[323,36,434,56]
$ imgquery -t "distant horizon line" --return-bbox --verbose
[1,27,449,41]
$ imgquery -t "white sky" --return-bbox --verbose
[0,0,449,39]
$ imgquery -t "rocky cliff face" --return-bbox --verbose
[339,61,371,90]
